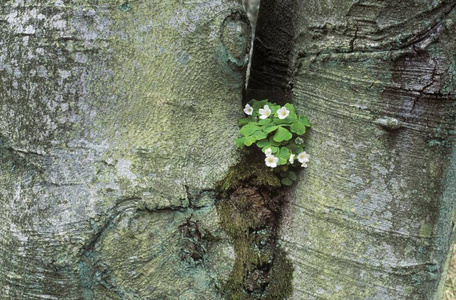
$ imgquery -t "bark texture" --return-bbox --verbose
[249,0,456,299]
[0,0,250,298]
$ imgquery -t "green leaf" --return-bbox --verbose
[238,118,251,126]
[290,121,306,135]
[281,178,293,186]
[268,137,281,146]
[235,137,245,148]
[287,112,298,122]
[299,115,311,127]
[288,171,297,181]
[273,117,287,125]
[263,146,278,154]
[253,130,268,140]
[258,118,271,125]
[287,140,298,152]
[263,125,278,134]
[270,104,281,115]
[279,147,291,160]
[240,124,260,136]
[278,157,287,165]
[273,127,293,142]
[244,136,257,146]
[284,103,295,113]
[256,139,269,148]
[251,99,269,111]
[280,172,288,178]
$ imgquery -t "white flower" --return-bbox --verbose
[244,104,253,115]
[259,105,271,119]
[277,106,290,119]
[301,162,308,168]
[265,147,272,156]
[289,154,295,164]
[265,155,278,168]
[297,151,310,163]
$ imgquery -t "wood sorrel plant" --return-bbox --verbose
[236,99,311,186]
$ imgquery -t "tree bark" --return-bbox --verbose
[249,0,456,299]
[0,1,250,298]
[2,0,456,299]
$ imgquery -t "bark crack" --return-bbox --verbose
[349,24,359,53]
[410,61,438,114]
[296,2,456,60]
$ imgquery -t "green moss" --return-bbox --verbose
[264,247,294,300]
[216,190,265,299]
[216,150,293,299]
[419,223,433,238]
[217,150,281,193]
[217,197,294,299]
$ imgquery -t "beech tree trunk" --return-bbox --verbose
[1,0,455,299]
[249,0,456,299]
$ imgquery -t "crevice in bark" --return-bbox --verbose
[349,24,359,53]
[410,63,439,114]
[242,0,456,298]
[215,149,294,300]
[230,1,300,298]
[246,0,298,103]
[178,217,220,266]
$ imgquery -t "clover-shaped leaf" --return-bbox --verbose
[273,127,292,143]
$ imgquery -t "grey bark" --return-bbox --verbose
[249,0,456,299]
[1,0,456,299]
[1,1,250,298]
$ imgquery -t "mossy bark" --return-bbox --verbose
[215,151,293,299]
[0,1,250,298]
[249,0,456,299]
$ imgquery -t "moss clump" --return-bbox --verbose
[217,190,274,300]
[217,150,281,193]
[216,149,293,299]
[264,247,294,300]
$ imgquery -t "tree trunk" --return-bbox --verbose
[249,0,456,299]
[0,1,250,298]
[2,0,456,299]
